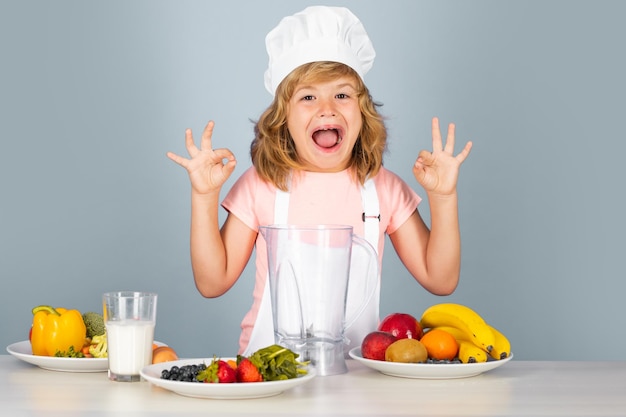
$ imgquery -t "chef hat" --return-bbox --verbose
[264,6,376,95]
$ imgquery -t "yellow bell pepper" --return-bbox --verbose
[31,306,87,357]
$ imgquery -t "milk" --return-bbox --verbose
[106,320,155,376]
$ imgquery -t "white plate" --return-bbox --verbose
[349,347,513,379]
[6,340,167,373]
[6,340,108,372]
[140,358,315,399]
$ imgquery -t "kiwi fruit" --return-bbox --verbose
[384,338,428,363]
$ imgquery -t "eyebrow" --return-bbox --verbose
[334,82,357,89]
[293,82,358,95]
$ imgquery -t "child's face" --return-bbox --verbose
[286,75,362,172]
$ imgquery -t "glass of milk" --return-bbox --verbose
[103,291,157,382]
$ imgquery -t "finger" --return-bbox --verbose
[416,149,434,167]
[443,123,456,154]
[222,158,237,178]
[200,120,215,151]
[212,147,237,163]
[166,151,189,168]
[184,128,199,157]
[455,141,473,164]
[412,160,427,185]
[431,117,443,152]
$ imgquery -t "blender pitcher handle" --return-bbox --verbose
[344,235,379,330]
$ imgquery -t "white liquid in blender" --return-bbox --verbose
[106,320,154,375]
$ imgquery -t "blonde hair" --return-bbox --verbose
[251,61,387,191]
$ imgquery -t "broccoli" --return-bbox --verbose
[89,333,108,358]
[82,311,105,338]
[54,346,85,358]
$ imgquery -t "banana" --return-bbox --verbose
[487,324,511,360]
[458,340,488,363]
[428,326,470,343]
[420,303,495,352]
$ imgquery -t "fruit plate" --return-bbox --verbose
[140,358,315,399]
[349,347,513,379]
[6,340,108,372]
[6,340,167,373]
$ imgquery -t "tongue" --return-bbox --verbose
[312,130,339,148]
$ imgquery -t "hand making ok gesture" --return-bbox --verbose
[412,117,473,196]
[166,121,237,195]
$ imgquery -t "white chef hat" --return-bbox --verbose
[264,6,376,95]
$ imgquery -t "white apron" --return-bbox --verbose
[242,178,381,356]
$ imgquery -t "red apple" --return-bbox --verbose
[361,331,398,361]
[378,313,423,340]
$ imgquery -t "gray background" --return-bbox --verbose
[2,0,625,360]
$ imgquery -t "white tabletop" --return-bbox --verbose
[2,355,625,416]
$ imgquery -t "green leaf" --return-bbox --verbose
[196,357,219,383]
[248,344,308,381]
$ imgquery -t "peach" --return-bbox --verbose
[361,331,398,361]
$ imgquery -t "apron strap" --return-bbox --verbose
[242,186,290,356]
[274,188,290,224]
[361,177,380,254]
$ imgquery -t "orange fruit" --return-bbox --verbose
[420,329,459,360]
[152,346,179,364]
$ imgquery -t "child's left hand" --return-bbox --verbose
[413,117,472,196]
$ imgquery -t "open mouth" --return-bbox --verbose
[312,127,343,148]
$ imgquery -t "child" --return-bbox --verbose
[167,6,472,356]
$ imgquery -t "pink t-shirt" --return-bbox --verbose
[221,166,421,353]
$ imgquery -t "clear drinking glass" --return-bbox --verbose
[103,291,157,382]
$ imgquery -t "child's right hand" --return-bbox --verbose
[166,121,237,194]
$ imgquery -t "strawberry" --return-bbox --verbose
[236,357,263,382]
[217,360,237,383]
[198,359,236,383]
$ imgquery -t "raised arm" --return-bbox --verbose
[167,121,256,297]
[390,117,472,295]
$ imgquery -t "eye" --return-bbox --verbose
[336,93,349,99]
[301,95,315,101]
